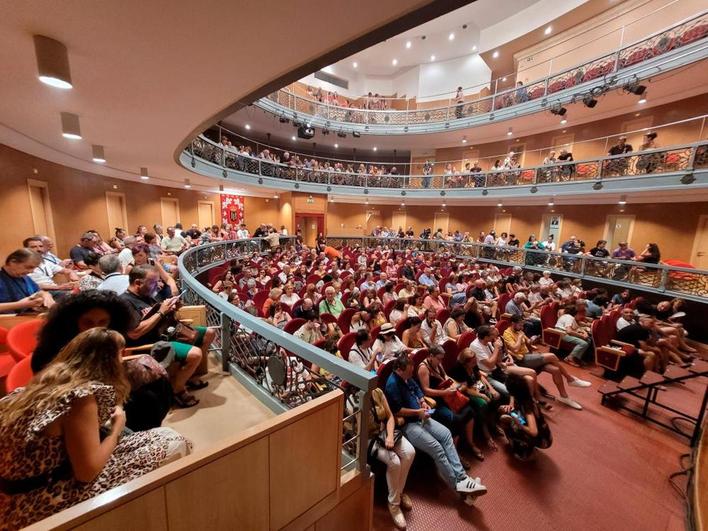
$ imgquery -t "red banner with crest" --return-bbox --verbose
[220,194,244,226]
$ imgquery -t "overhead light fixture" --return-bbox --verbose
[430,54,436,61]
[392,58,398,66]
[400,202,405,207]
[329,196,334,202]
[245,124,251,130]
[405,40,412,49]
[34,35,73,90]
[492,50,499,58]
[507,127,513,136]
[334,143,339,148]
[60,112,81,139]
[618,195,627,205]
[337,131,346,138]
[291,135,296,141]
[582,94,598,108]
[624,80,647,96]
[91,145,106,163]
[140,167,150,180]
[352,61,358,68]
[448,32,455,41]
[497,202,503,207]
[544,26,552,35]
[184,179,191,189]
[373,146,378,151]
[638,94,647,104]
[550,103,567,116]
[560,118,567,124]
[462,137,467,143]
[472,45,477,52]
[502,77,507,82]
[352,131,361,138]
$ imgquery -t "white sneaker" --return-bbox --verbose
[557,396,583,410]
[455,476,488,496]
[388,504,407,529]
[568,377,591,388]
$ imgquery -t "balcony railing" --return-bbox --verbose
[325,236,708,304]
[178,237,377,477]
[187,134,708,192]
[258,12,708,129]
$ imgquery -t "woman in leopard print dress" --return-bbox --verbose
[0,328,191,530]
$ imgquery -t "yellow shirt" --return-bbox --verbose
[502,327,529,361]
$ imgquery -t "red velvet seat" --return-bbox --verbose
[376,360,394,390]
[441,339,458,373]
[7,319,44,361]
[337,332,357,362]
[337,308,356,333]
[319,312,337,325]
[457,330,476,351]
[283,318,306,335]
[252,291,269,317]
[7,354,33,392]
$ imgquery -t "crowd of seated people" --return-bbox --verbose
[201,232,699,528]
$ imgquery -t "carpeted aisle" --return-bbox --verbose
[372,362,702,531]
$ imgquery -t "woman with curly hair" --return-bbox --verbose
[0,328,191,528]
[31,290,173,431]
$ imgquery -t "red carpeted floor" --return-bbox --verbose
[372,358,705,531]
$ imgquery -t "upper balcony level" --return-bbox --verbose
[254,13,708,135]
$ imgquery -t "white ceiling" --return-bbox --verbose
[317,0,585,78]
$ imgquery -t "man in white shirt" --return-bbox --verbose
[118,236,137,272]
[420,308,445,348]
[236,224,250,239]
[161,226,188,254]
[616,307,636,331]
[97,255,129,295]
[39,236,71,266]
[24,236,79,294]
[554,306,590,366]
[538,271,555,288]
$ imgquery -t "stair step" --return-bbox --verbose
[618,376,642,390]
[640,371,665,386]
[663,365,691,380]
[598,381,621,395]
[688,359,708,374]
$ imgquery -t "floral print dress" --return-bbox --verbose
[0,382,191,530]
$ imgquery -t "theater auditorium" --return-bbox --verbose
[0,1,707,529]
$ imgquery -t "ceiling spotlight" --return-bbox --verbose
[352,61,358,68]
[406,40,412,49]
[507,127,513,136]
[462,137,467,143]
[184,179,191,189]
[400,202,405,207]
[582,94,598,108]
[502,77,507,82]
[291,135,296,141]
[392,58,398,66]
[618,195,627,205]
[352,131,361,138]
[550,103,567,116]
[91,145,106,163]
[274,194,279,199]
[472,45,477,52]
[430,54,436,61]
[492,50,499,58]
[624,80,647,96]
[442,203,446,208]
[497,202,503,207]
[60,112,82,139]
[544,26,552,35]
[245,124,251,130]
[560,118,567,125]
[548,200,554,206]
[337,131,347,138]
[334,143,339,148]
[34,35,73,90]
[140,167,150,180]
[638,95,647,104]
[373,146,378,151]
[448,32,455,41]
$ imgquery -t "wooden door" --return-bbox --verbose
[106,192,128,234]
[691,215,708,268]
[604,215,635,249]
[198,201,215,229]
[27,179,55,240]
[161,198,180,228]
[391,210,406,233]
[494,213,512,235]
[433,212,449,234]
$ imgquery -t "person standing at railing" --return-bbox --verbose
[557,149,575,180]
[606,136,634,176]
[637,131,660,173]
[455,86,464,119]
[422,160,433,188]
[515,81,529,104]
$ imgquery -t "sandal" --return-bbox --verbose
[471,447,485,461]
[174,391,199,408]
[186,379,209,391]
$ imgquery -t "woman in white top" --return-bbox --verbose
[349,330,376,371]
[443,308,469,341]
[388,299,407,324]
[279,283,300,306]
[372,324,410,363]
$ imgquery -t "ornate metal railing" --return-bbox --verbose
[178,238,376,476]
[188,134,708,192]
[259,12,708,128]
[326,236,708,304]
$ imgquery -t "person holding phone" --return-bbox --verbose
[0,248,55,314]
[121,266,214,408]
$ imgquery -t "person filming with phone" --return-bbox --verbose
[121,265,214,408]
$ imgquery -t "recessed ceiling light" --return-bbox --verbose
[373,146,378,151]
[562,129,567,133]
[430,54,436,61]
[638,95,647,104]
[291,135,296,141]
[502,77,507,82]
[140,167,149,180]
[448,32,455,41]
[91,145,106,163]
[392,58,398,66]
[492,50,499,58]
[442,203,446,208]
[462,138,467,143]
[472,45,477,52]
[334,143,339,148]
[405,40,412,49]
[635,112,641,116]
[184,179,191,189]
[544,25,552,35]
[34,35,73,90]
[400,202,405,207]
[618,195,627,205]
[274,194,279,199]
[352,61,358,68]
[507,127,513,136]
[60,112,81,139]
[245,124,251,130]
[560,118,567,124]
[497,202,503,207]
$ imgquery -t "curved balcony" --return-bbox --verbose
[255,13,708,134]
[182,135,708,199]
[178,237,376,475]
[326,236,708,304]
